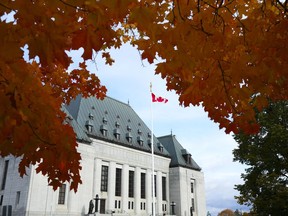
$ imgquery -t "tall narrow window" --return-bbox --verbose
[58,184,66,205]
[101,165,109,192]
[1,160,9,190]
[115,168,122,196]
[141,173,146,198]
[191,182,194,193]
[154,175,157,197]
[0,195,3,206]
[162,176,166,200]
[129,170,134,197]
[191,198,195,211]
[15,191,20,205]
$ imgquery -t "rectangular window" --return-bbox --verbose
[141,173,146,199]
[192,198,195,211]
[115,200,118,209]
[101,165,109,192]
[0,195,3,206]
[191,182,194,193]
[154,175,157,197]
[129,170,134,197]
[15,191,20,205]
[58,184,66,205]
[1,160,9,190]
[115,168,122,196]
[162,176,166,200]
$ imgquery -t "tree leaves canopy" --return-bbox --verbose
[0,0,287,190]
[233,101,288,215]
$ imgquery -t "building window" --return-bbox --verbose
[101,165,109,192]
[118,200,121,208]
[15,191,20,206]
[158,143,164,152]
[162,176,166,200]
[1,160,9,190]
[0,195,3,206]
[154,175,157,197]
[191,182,194,193]
[114,129,120,140]
[141,173,146,199]
[129,170,134,197]
[100,125,108,136]
[126,133,132,143]
[115,200,118,209]
[115,168,122,196]
[128,201,134,209]
[85,120,93,132]
[192,198,195,211]
[58,184,66,205]
[137,136,144,145]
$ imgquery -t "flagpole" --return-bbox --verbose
[150,82,156,216]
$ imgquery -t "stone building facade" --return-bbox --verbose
[0,95,206,216]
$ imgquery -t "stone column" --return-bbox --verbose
[93,158,102,197]
[107,161,116,211]
[122,164,129,213]
[146,169,152,215]
[134,166,141,214]
[156,171,163,215]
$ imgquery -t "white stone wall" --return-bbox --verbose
[0,139,172,216]
[169,167,206,216]
[0,156,31,216]
[0,138,206,216]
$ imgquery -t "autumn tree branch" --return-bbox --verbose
[0,3,13,11]
[58,0,89,13]
[27,121,56,146]
[218,60,239,114]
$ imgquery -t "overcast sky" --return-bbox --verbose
[69,43,249,216]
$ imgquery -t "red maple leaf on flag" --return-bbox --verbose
[151,93,168,103]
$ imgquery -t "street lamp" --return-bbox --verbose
[171,201,176,215]
[94,194,99,213]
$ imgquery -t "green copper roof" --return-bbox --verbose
[61,106,92,143]
[65,95,170,157]
[157,134,202,171]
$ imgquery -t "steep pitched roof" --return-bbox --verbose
[62,106,92,144]
[65,95,170,157]
[157,134,201,171]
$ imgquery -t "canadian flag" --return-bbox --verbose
[151,93,168,103]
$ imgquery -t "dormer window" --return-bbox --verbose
[127,125,131,132]
[102,117,107,124]
[137,129,142,135]
[85,120,93,132]
[137,136,144,146]
[126,132,132,143]
[147,132,151,138]
[100,125,108,137]
[182,149,192,164]
[157,143,164,152]
[148,140,152,148]
[115,121,120,128]
[114,128,120,140]
[64,115,73,124]
[89,113,94,120]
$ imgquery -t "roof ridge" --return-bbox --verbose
[104,95,131,107]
